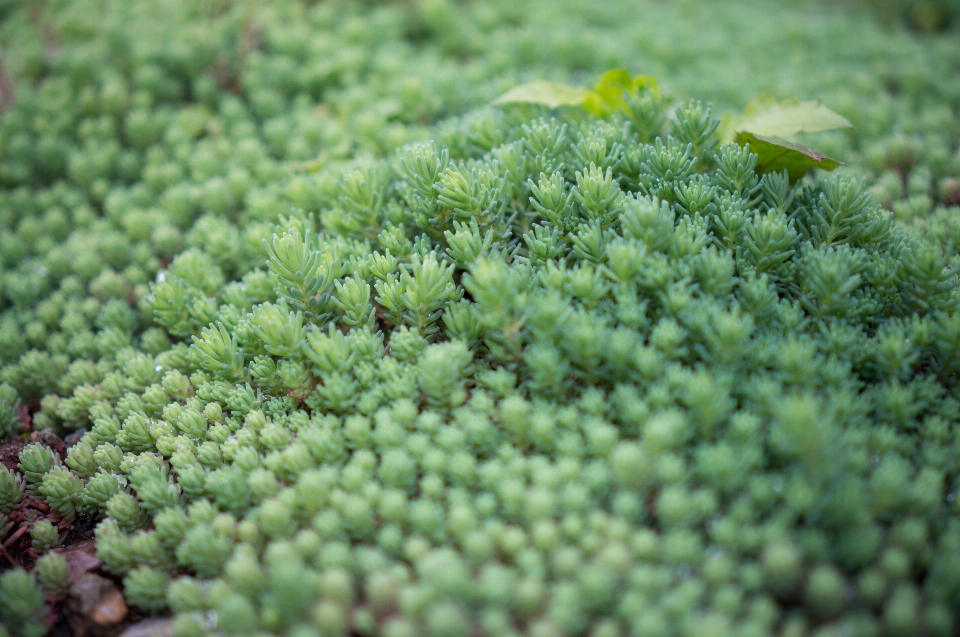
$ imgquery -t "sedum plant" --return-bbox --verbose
[35,552,70,599]
[0,0,958,636]
[8,93,960,637]
[0,568,47,637]
[0,0,958,442]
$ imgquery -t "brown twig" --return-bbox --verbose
[0,541,19,567]
[2,523,29,548]
[55,514,74,530]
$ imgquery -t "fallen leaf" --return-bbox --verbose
[584,68,659,116]
[492,69,658,115]
[737,132,843,182]
[722,93,853,142]
[492,80,591,109]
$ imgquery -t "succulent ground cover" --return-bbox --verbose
[0,0,959,636]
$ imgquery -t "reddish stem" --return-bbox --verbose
[0,542,19,567]
[2,523,29,548]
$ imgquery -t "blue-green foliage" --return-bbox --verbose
[0,0,959,636]
[0,0,957,433]
[9,99,960,637]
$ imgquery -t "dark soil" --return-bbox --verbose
[0,435,25,471]
[61,515,98,547]
[49,613,74,637]
[28,429,66,460]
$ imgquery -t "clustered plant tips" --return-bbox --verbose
[0,1,959,637]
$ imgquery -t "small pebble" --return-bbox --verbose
[66,573,128,637]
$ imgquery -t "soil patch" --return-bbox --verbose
[61,515,98,548]
[0,435,25,472]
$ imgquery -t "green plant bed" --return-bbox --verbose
[3,96,960,636]
[0,0,957,439]
[0,1,959,636]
